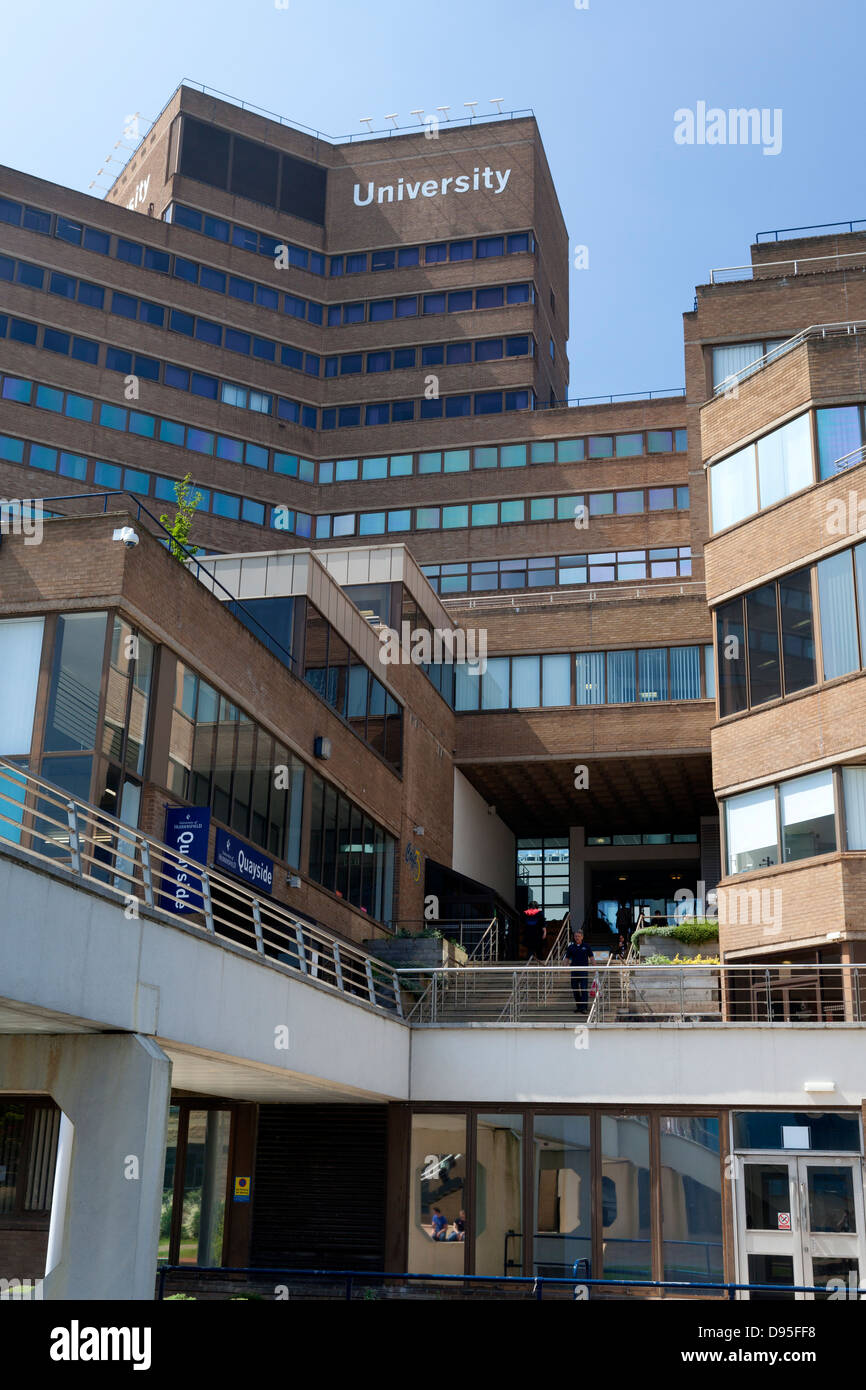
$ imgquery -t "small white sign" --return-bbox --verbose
[782,1126,810,1149]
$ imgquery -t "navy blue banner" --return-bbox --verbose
[214,827,274,895]
[161,806,210,916]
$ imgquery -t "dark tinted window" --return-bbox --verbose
[279,151,327,225]
[231,136,279,205]
[180,116,231,189]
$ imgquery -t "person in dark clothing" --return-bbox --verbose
[523,904,547,959]
[564,928,594,1012]
[615,901,633,938]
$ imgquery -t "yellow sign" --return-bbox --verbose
[233,1176,250,1203]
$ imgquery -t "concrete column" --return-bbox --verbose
[569,825,587,927]
[0,1032,171,1300]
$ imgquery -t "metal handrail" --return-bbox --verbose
[709,249,866,282]
[467,914,499,964]
[441,581,707,611]
[711,320,866,396]
[0,758,402,1018]
[756,218,866,242]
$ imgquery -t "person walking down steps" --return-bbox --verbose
[564,927,594,1014]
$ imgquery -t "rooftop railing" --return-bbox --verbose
[441,580,706,610]
[404,962,864,1025]
[0,757,403,1018]
[756,218,866,242]
[711,320,866,396]
[708,248,866,283]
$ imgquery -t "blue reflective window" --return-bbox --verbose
[191,373,218,399]
[242,499,265,525]
[253,337,275,362]
[23,206,51,235]
[94,461,122,487]
[16,262,44,288]
[140,301,165,326]
[245,443,268,469]
[366,403,389,426]
[77,281,104,309]
[310,253,326,276]
[396,296,417,318]
[506,283,530,304]
[159,419,186,446]
[329,256,343,277]
[392,400,414,422]
[225,328,251,354]
[29,444,57,470]
[474,391,502,415]
[304,354,319,376]
[49,271,76,298]
[172,205,202,231]
[477,236,504,258]
[341,354,363,375]
[199,265,225,293]
[216,436,243,463]
[134,355,159,381]
[393,348,415,369]
[371,250,395,271]
[232,225,258,253]
[213,492,240,519]
[10,320,38,344]
[420,399,442,419]
[105,347,132,373]
[116,239,143,265]
[44,328,70,355]
[324,357,338,377]
[258,234,279,258]
[203,215,229,242]
[346,253,366,273]
[423,293,446,315]
[0,436,24,462]
[187,428,214,454]
[446,342,471,365]
[124,469,150,494]
[173,256,198,284]
[278,398,300,423]
[72,337,99,364]
[111,291,137,319]
[228,276,254,303]
[448,290,472,312]
[397,246,419,267]
[450,240,473,261]
[476,286,504,308]
[425,244,447,264]
[129,411,155,437]
[256,284,279,311]
[307,302,323,325]
[506,335,529,356]
[370,300,393,321]
[0,255,12,280]
[476,339,503,362]
[506,389,530,411]
[284,294,306,319]
[367,351,390,373]
[164,364,189,390]
[144,246,170,273]
[195,319,221,345]
[0,197,22,225]
[422,345,444,366]
[338,406,361,427]
[59,451,87,480]
[83,226,110,255]
[445,396,471,418]
[281,345,303,370]
[288,246,309,270]
[343,303,364,324]
[1,377,31,403]
[321,409,336,430]
[99,403,127,430]
[388,509,411,531]
[507,232,530,253]
[64,394,93,422]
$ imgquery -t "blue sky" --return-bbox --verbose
[2,0,862,397]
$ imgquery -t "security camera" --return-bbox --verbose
[112,526,139,548]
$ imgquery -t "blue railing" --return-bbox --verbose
[756,219,866,242]
[156,1263,843,1300]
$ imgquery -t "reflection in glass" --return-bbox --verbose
[476,1114,523,1276]
[660,1117,722,1281]
[533,1114,591,1277]
[747,1252,796,1299]
[600,1114,651,1279]
[408,1114,466,1271]
[807,1167,856,1234]
[179,1109,230,1266]
[744,1163,791,1230]
[44,612,108,752]
[159,1105,180,1261]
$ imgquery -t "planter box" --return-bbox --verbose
[627,966,721,1014]
[363,936,469,971]
[637,933,720,961]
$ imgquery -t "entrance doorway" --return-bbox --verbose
[735,1155,865,1298]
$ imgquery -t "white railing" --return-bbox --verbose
[709,249,866,284]
[0,758,403,1018]
[713,320,866,397]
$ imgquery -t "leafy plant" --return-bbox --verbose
[632,918,719,946]
[165,1293,196,1300]
[160,473,202,564]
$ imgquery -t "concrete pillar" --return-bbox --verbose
[569,826,587,927]
[0,1032,171,1300]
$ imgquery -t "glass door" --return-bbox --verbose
[736,1156,865,1298]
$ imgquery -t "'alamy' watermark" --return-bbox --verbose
[378,622,487,673]
[0,500,43,545]
[674,103,782,156]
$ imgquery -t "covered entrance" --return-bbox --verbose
[732,1110,865,1298]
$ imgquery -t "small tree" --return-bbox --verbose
[160,473,202,564]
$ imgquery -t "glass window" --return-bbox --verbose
[726,786,778,874]
[817,550,859,680]
[638,648,668,702]
[616,433,643,457]
[408,1114,466,1272]
[532,1114,592,1277]
[817,406,862,481]
[746,584,781,706]
[541,654,571,706]
[781,770,836,862]
[757,414,813,506]
[475,1114,523,1276]
[601,1115,651,1279]
[670,646,701,700]
[481,658,509,710]
[471,503,499,527]
[416,508,440,530]
[44,612,107,753]
[511,655,540,707]
[530,498,556,521]
[648,430,673,453]
[501,445,526,468]
[843,767,866,850]
[716,597,747,717]
[476,286,504,309]
[442,506,468,530]
[710,444,758,532]
[575,652,605,705]
[779,568,815,694]
[501,500,525,523]
[64,393,93,422]
[660,1117,722,1283]
[616,490,644,515]
[0,616,44,756]
[607,650,636,703]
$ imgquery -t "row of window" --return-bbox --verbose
[586,832,698,846]
[448,645,714,712]
[0,318,534,428]
[308,774,396,922]
[0,251,535,386]
[311,485,689,541]
[421,548,693,595]
[302,606,402,770]
[715,539,866,718]
[168,200,533,275]
[711,340,789,395]
[724,766,866,876]
[0,197,535,330]
[709,406,866,534]
[0,370,688,487]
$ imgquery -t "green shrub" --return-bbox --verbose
[632,918,719,946]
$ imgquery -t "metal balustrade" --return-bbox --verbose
[405,962,866,1025]
[709,250,866,282]
[0,757,402,1018]
[712,320,866,396]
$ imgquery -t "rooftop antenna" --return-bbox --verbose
[490,97,505,114]
[385,112,399,128]
[359,117,373,132]
[463,101,479,121]
[436,105,451,121]
[409,108,424,124]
